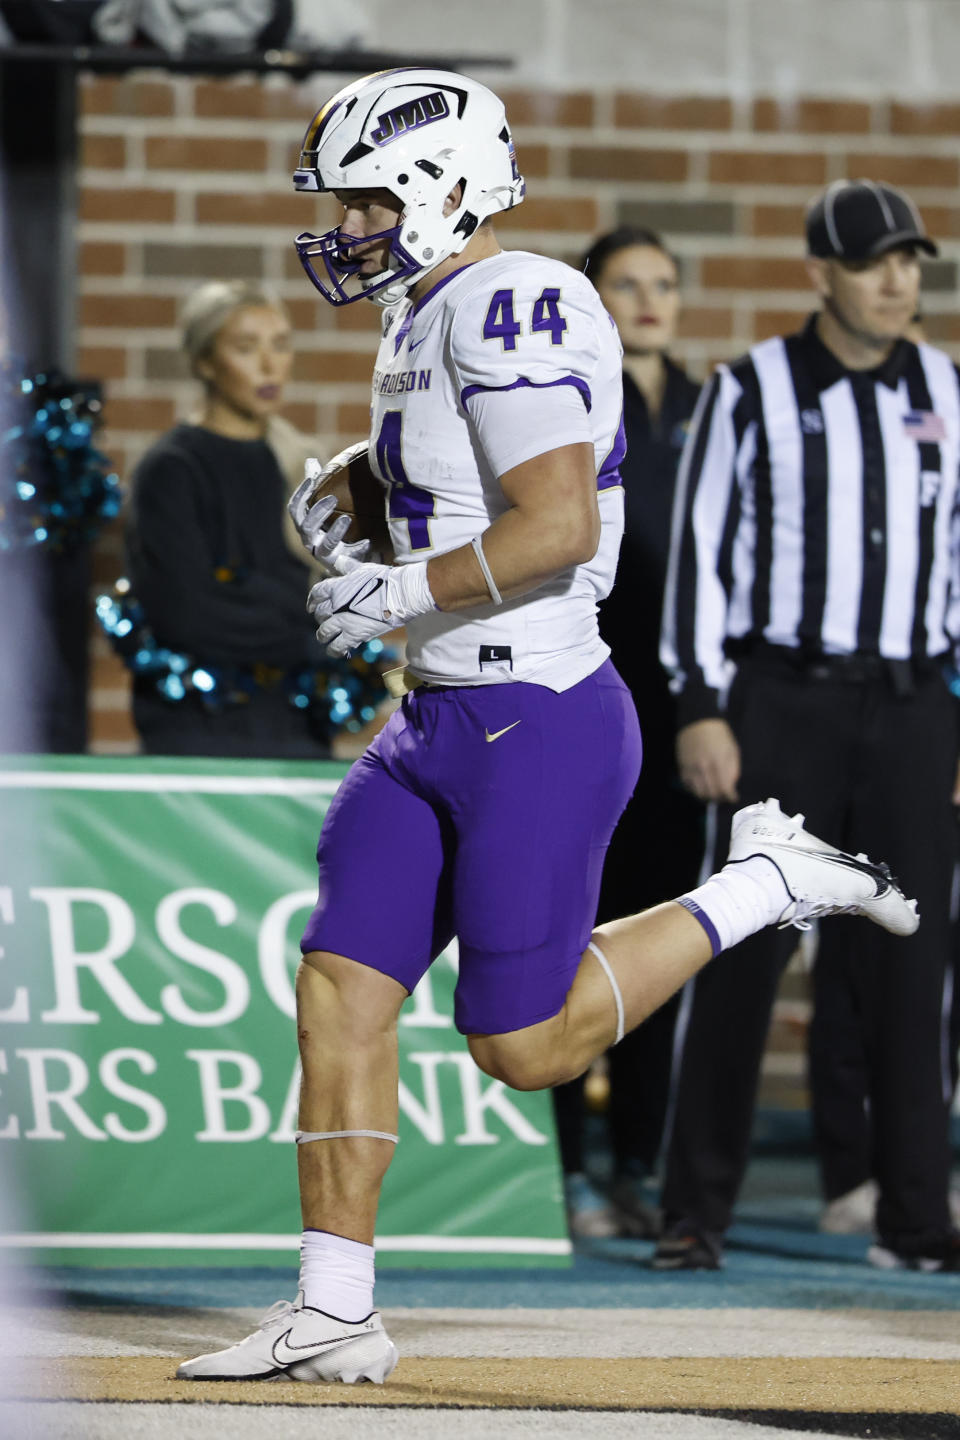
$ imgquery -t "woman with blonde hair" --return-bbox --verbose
[125,280,331,757]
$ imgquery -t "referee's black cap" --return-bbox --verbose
[806,179,938,260]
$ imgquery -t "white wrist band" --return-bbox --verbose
[388,559,436,620]
[470,534,503,605]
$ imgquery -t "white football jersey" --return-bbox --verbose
[366,249,625,691]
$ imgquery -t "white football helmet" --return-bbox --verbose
[292,68,526,307]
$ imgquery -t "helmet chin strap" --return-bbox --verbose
[362,217,433,306]
[367,270,417,308]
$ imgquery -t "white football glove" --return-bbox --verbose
[288,448,372,577]
[308,560,436,658]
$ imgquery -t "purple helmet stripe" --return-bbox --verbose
[301,68,425,156]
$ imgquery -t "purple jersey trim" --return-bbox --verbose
[390,267,473,354]
[392,306,414,356]
[597,410,626,491]
[460,374,592,412]
[412,264,478,317]
[677,896,722,957]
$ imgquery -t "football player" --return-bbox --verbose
[178,69,919,1385]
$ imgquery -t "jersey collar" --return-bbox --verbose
[411,261,481,317]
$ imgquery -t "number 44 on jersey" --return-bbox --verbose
[482,289,568,350]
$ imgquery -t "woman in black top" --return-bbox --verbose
[553,228,705,1236]
[127,280,328,758]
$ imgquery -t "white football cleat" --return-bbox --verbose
[727,798,919,937]
[176,1293,398,1384]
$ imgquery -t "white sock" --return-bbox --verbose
[299,1229,375,1321]
[678,855,792,955]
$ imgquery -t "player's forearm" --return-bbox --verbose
[425,442,601,612]
[426,501,600,612]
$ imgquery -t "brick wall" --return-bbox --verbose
[78,74,960,752]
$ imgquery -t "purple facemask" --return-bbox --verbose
[294,224,421,306]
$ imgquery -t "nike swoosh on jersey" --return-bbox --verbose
[485,721,522,743]
[409,336,428,352]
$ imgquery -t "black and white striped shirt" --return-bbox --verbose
[661,316,960,726]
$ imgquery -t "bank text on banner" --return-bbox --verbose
[0,757,568,1268]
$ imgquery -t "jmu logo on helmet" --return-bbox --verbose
[371,92,450,146]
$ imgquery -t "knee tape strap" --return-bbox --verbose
[587,940,624,1045]
[295,1130,399,1144]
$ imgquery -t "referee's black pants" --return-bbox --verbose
[661,658,958,1251]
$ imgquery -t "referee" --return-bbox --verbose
[657,179,960,1273]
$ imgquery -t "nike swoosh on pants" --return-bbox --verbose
[485,721,522,742]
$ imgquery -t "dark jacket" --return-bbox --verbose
[127,423,319,671]
[126,423,329,758]
[600,359,701,750]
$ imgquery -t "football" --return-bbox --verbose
[308,448,392,557]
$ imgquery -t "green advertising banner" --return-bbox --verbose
[0,756,568,1268]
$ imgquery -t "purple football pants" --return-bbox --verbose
[301,658,641,1035]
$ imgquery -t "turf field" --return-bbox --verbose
[4,1153,959,1440]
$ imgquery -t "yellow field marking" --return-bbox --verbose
[20,1356,960,1412]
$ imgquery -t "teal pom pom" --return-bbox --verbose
[1,364,122,553]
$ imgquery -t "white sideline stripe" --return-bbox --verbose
[0,773,342,796]
[0,1233,572,1256]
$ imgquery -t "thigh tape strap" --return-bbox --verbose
[587,939,625,1045]
[295,1129,399,1144]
